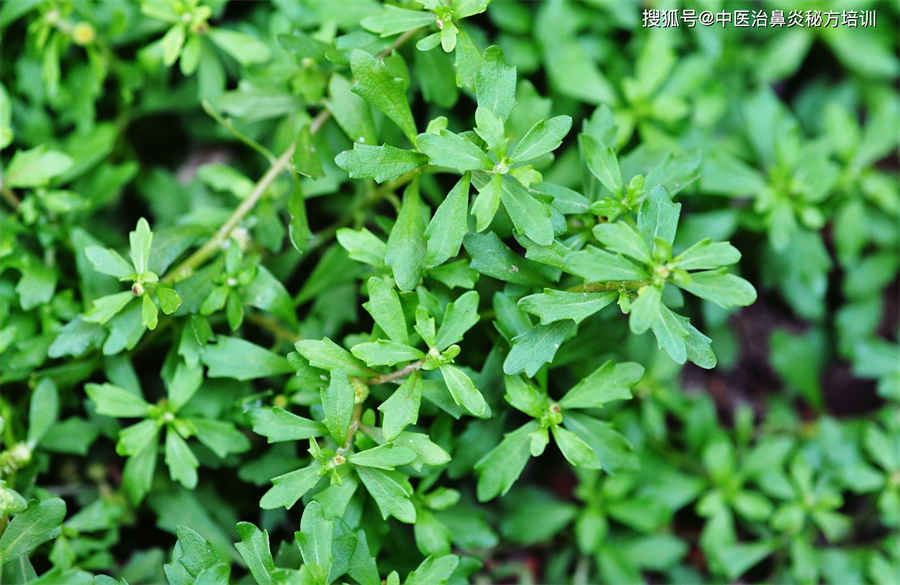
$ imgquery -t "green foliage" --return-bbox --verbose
[0,1,898,584]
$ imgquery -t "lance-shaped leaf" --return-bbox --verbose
[425,174,470,267]
[439,364,490,418]
[675,239,741,270]
[475,421,539,501]
[593,221,652,265]
[564,246,648,282]
[260,462,323,510]
[322,370,356,445]
[201,336,293,380]
[677,270,757,309]
[379,371,422,440]
[510,115,572,163]
[385,181,428,291]
[356,466,416,523]
[519,289,615,325]
[417,130,491,172]
[335,144,427,183]
[0,497,67,561]
[350,49,418,143]
[559,360,643,409]
[362,5,436,37]
[363,276,408,344]
[503,320,575,377]
[349,444,417,470]
[251,407,325,443]
[475,46,516,120]
[85,246,134,279]
[351,341,425,367]
[434,290,479,350]
[296,337,374,378]
[85,383,150,418]
[165,429,198,488]
[500,174,554,246]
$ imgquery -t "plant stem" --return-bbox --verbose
[367,360,424,385]
[1,184,19,208]
[163,144,296,283]
[247,312,299,343]
[567,280,652,293]
[201,100,276,164]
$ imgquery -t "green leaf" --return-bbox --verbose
[439,364,490,418]
[475,46,516,120]
[425,174,470,267]
[156,285,182,315]
[122,440,157,505]
[84,291,135,324]
[250,407,325,443]
[651,304,688,364]
[297,501,333,584]
[385,181,428,291]
[405,555,460,585]
[593,222,651,265]
[208,28,271,65]
[292,124,323,179]
[141,294,159,330]
[15,259,57,310]
[85,383,150,418]
[474,421,538,501]
[337,228,386,267]
[327,74,377,146]
[0,497,66,561]
[296,337,374,378]
[500,174,554,246]
[581,134,622,194]
[335,144,427,183]
[356,467,416,523]
[417,130,491,172]
[519,289,615,325]
[166,362,202,411]
[675,239,741,270]
[504,375,548,418]
[563,412,637,473]
[559,360,643,409]
[434,290,479,350]
[638,186,681,248]
[351,341,425,367]
[322,370,356,444]
[510,115,572,163]
[260,462,322,510]
[190,419,250,458]
[349,444,416,469]
[364,276,408,344]
[165,429,198,489]
[503,320,574,377]
[161,24,185,66]
[471,173,502,232]
[551,425,596,467]
[85,247,134,279]
[379,371,422,440]
[234,523,277,585]
[48,316,106,358]
[350,49,418,143]
[678,270,757,309]
[4,146,73,187]
[126,219,153,277]
[117,420,160,456]
[629,286,661,335]
[202,336,293,380]
[564,246,648,282]
[27,379,59,446]
[464,232,553,287]
[361,5,436,37]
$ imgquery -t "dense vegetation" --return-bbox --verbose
[1,1,898,583]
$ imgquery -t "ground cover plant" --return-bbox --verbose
[0,0,898,583]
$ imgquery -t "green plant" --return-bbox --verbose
[1,1,898,584]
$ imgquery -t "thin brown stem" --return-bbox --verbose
[1,184,20,208]
[367,359,424,386]
[163,145,296,283]
[247,312,300,343]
